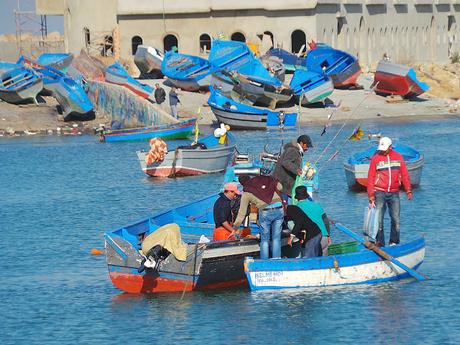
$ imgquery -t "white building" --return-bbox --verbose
[36,0,460,66]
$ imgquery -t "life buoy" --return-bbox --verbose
[145,138,168,165]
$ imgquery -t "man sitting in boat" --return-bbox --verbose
[233,175,284,259]
[213,183,241,241]
[286,186,331,257]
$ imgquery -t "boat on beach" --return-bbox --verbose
[104,193,262,293]
[100,118,196,142]
[0,65,43,104]
[305,44,362,88]
[372,60,430,98]
[136,131,236,177]
[289,69,334,105]
[105,61,154,100]
[37,53,74,73]
[343,142,424,190]
[134,45,164,77]
[244,235,425,290]
[208,87,297,130]
[265,48,307,72]
[161,51,212,91]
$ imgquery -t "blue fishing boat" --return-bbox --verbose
[18,56,94,121]
[305,44,362,88]
[134,45,164,77]
[161,51,212,91]
[244,231,425,290]
[137,132,236,177]
[0,61,19,74]
[104,193,263,294]
[373,60,429,98]
[0,65,43,104]
[208,87,297,130]
[105,61,154,100]
[290,69,334,105]
[209,40,292,107]
[37,53,73,72]
[343,142,424,190]
[265,48,307,72]
[100,118,196,142]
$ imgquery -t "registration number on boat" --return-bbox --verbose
[254,271,284,284]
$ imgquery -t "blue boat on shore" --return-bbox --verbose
[244,233,425,290]
[208,87,297,130]
[161,51,212,91]
[290,69,334,105]
[37,53,73,73]
[343,142,424,190]
[305,44,362,88]
[100,118,196,142]
[0,65,43,104]
[105,61,154,100]
[266,48,307,72]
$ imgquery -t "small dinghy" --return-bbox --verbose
[105,61,154,100]
[0,65,43,104]
[208,87,297,130]
[244,223,426,291]
[343,142,424,190]
[134,45,164,77]
[161,51,212,91]
[100,118,196,142]
[37,53,74,73]
[305,44,362,88]
[372,60,429,98]
[290,69,334,105]
[137,131,236,177]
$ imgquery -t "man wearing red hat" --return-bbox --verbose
[367,137,413,247]
[213,182,241,241]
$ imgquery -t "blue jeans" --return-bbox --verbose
[302,233,322,258]
[170,104,178,118]
[258,207,284,259]
[375,191,400,246]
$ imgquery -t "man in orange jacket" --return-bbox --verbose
[367,137,413,247]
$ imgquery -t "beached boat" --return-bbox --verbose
[18,56,94,121]
[0,65,43,104]
[305,44,361,88]
[208,88,297,130]
[105,61,154,100]
[372,60,430,98]
[209,40,292,106]
[265,48,307,72]
[101,118,196,142]
[133,45,164,77]
[104,193,262,293]
[137,132,236,177]
[0,61,19,74]
[260,55,286,82]
[161,51,212,91]
[290,69,334,105]
[343,142,424,190]
[244,234,425,290]
[37,53,73,73]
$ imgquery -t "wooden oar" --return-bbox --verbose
[333,222,428,282]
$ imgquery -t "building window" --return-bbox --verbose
[101,35,113,56]
[131,36,143,55]
[83,27,90,48]
[164,34,178,52]
[264,31,274,48]
[231,32,246,42]
[337,18,345,36]
[291,29,306,54]
[199,34,212,53]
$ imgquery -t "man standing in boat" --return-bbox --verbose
[233,175,284,259]
[154,83,166,108]
[213,183,241,241]
[169,87,180,118]
[367,137,413,247]
[272,134,313,203]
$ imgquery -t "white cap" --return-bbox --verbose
[378,137,392,151]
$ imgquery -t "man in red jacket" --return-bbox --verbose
[367,137,413,247]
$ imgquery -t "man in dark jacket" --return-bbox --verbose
[169,87,180,118]
[272,135,313,199]
[213,183,241,241]
[154,83,166,107]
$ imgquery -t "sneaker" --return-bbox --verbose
[389,242,397,246]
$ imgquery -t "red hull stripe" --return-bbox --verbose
[109,272,246,293]
[145,166,214,177]
[334,70,362,87]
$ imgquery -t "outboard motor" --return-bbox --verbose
[138,245,170,273]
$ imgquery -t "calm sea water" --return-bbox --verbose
[1,117,459,344]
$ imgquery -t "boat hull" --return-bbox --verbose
[137,137,236,177]
[244,237,425,290]
[0,76,43,104]
[103,118,196,142]
[331,60,362,88]
[134,45,163,74]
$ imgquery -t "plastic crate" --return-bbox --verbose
[328,241,360,255]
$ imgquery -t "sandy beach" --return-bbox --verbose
[1,71,459,136]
